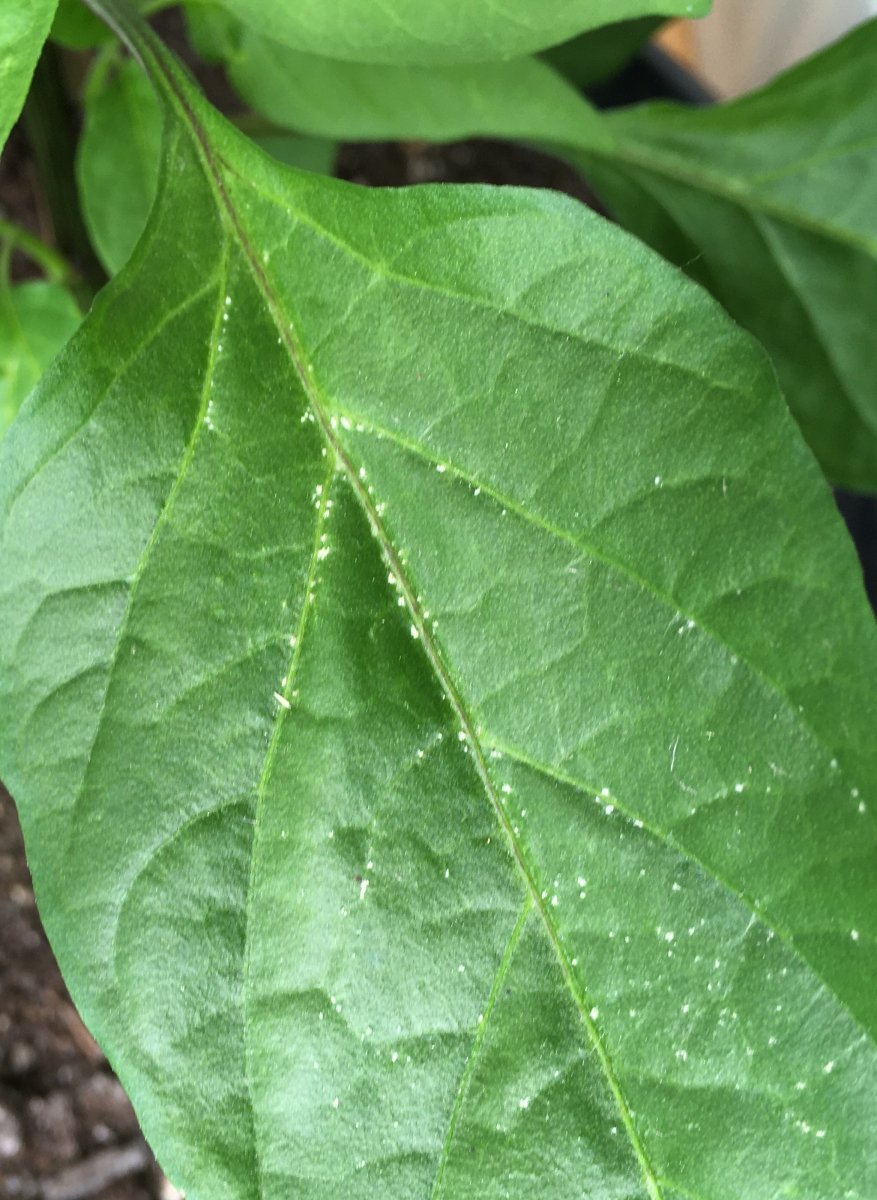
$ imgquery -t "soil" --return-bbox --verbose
[0,788,171,1199]
[1,9,875,1199]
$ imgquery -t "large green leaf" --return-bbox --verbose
[0,279,80,438]
[572,19,877,491]
[0,0,59,154]
[224,27,612,148]
[77,55,164,275]
[3,4,876,1199]
[214,0,709,66]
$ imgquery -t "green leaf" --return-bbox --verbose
[0,0,59,154]
[253,133,337,178]
[77,56,163,275]
[570,18,877,490]
[50,0,113,49]
[184,2,244,64]
[0,279,80,438]
[4,5,877,1199]
[226,28,613,149]
[542,17,664,88]
[215,0,710,66]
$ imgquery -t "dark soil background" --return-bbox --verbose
[1,9,875,1199]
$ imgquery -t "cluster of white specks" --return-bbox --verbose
[795,1119,826,1139]
[675,1049,688,1062]
[435,463,446,474]
[734,782,745,794]
[458,963,466,973]
[795,1081,806,1091]
[671,882,682,893]
[518,1097,530,1110]
[501,783,513,796]
[664,931,675,943]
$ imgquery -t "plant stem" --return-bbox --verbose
[0,218,74,285]
[23,40,106,303]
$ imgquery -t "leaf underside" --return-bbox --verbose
[1,7,876,1200]
[215,0,710,65]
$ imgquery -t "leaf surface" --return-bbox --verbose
[77,56,164,275]
[2,6,876,1200]
[573,18,877,489]
[224,27,612,148]
[215,0,709,66]
[0,0,59,154]
[0,280,80,438]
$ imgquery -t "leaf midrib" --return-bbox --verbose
[131,22,667,1198]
